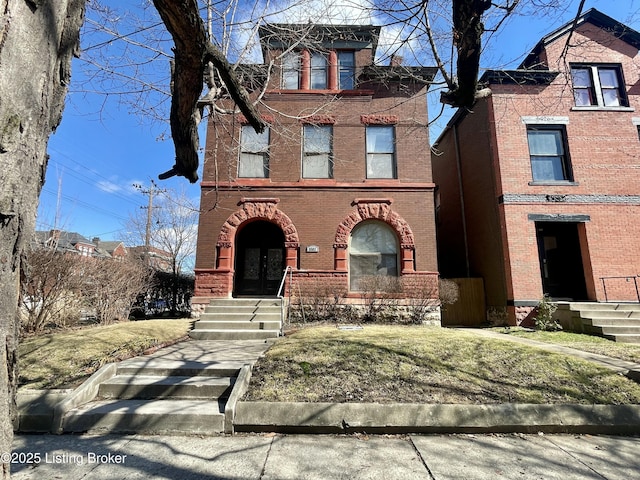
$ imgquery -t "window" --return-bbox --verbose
[310,52,328,89]
[338,51,355,89]
[303,124,333,178]
[571,65,627,107]
[282,52,300,89]
[239,126,269,178]
[366,125,396,179]
[349,221,399,291]
[527,126,572,182]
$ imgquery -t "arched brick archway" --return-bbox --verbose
[216,198,299,271]
[333,199,415,273]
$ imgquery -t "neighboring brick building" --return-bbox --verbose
[193,24,439,310]
[433,9,640,325]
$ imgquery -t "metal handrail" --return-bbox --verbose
[600,275,640,303]
[277,266,292,335]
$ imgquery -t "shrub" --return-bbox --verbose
[288,283,356,325]
[439,279,460,307]
[534,295,561,331]
[358,275,403,323]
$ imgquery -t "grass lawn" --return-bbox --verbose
[19,319,192,389]
[495,327,640,364]
[244,325,640,405]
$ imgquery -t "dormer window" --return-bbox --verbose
[571,65,627,108]
[338,51,355,89]
[310,52,328,89]
[281,49,356,91]
[282,52,300,89]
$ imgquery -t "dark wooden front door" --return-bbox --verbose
[235,221,285,296]
[536,222,587,300]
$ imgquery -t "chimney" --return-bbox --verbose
[92,237,100,248]
[48,229,61,248]
[389,54,403,67]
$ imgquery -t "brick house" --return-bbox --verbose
[34,230,103,257]
[432,9,640,325]
[93,238,128,262]
[193,23,439,312]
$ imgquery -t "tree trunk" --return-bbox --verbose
[441,0,492,108]
[0,0,85,477]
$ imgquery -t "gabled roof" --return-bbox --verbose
[34,230,95,252]
[99,241,126,254]
[520,8,640,69]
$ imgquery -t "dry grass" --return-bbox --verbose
[496,328,640,363]
[19,319,192,389]
[244,325,640,405]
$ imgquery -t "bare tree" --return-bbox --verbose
[81,257,151,324]
[126,186,198,312]
[20,249,84,333]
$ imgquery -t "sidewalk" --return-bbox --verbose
[11,432,640,479]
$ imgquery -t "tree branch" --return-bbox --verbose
[152,0,265,183]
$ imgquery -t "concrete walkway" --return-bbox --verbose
[122,338,275,367]
[460,328,640,378]
[11,432,640,479]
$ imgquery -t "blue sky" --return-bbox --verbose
[37,0,640,243]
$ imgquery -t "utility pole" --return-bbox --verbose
[134,181,165,266]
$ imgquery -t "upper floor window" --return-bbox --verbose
[303,124,333,178]
[571,65,627,107]
[526,126,572,182]
[282,52,300,89]
[310,52,328,89]
[338,51,355,89]
[239,125,270,178]
[281,49,356,91]
[366,125,396,179]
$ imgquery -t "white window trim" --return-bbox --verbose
[570,65,632,111]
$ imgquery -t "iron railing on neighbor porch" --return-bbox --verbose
[600,275,640,303]
[277,266,293,335]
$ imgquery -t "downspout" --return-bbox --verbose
[453,124,471,277]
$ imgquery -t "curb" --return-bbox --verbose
[52,363,118,434]
[224,364,253,434]
[234,401,640,435]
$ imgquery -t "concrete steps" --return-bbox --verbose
[63,399,226,434]
[62,358,243,434]
[190,298,283,340]
[98,375,234,400]
[568,302,640,343]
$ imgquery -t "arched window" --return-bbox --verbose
[349,221,399,291]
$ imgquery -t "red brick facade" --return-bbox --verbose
[433,10,640,324]
[194,24,439,309]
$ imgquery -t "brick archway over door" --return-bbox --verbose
[334,199,416,273]
[216,198,299,270]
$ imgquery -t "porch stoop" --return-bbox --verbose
[562,302,640,343]
[61,358,242,434]
[190,298,283,340]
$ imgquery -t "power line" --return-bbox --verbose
[40,188,129,222]
[47,149,146,208]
